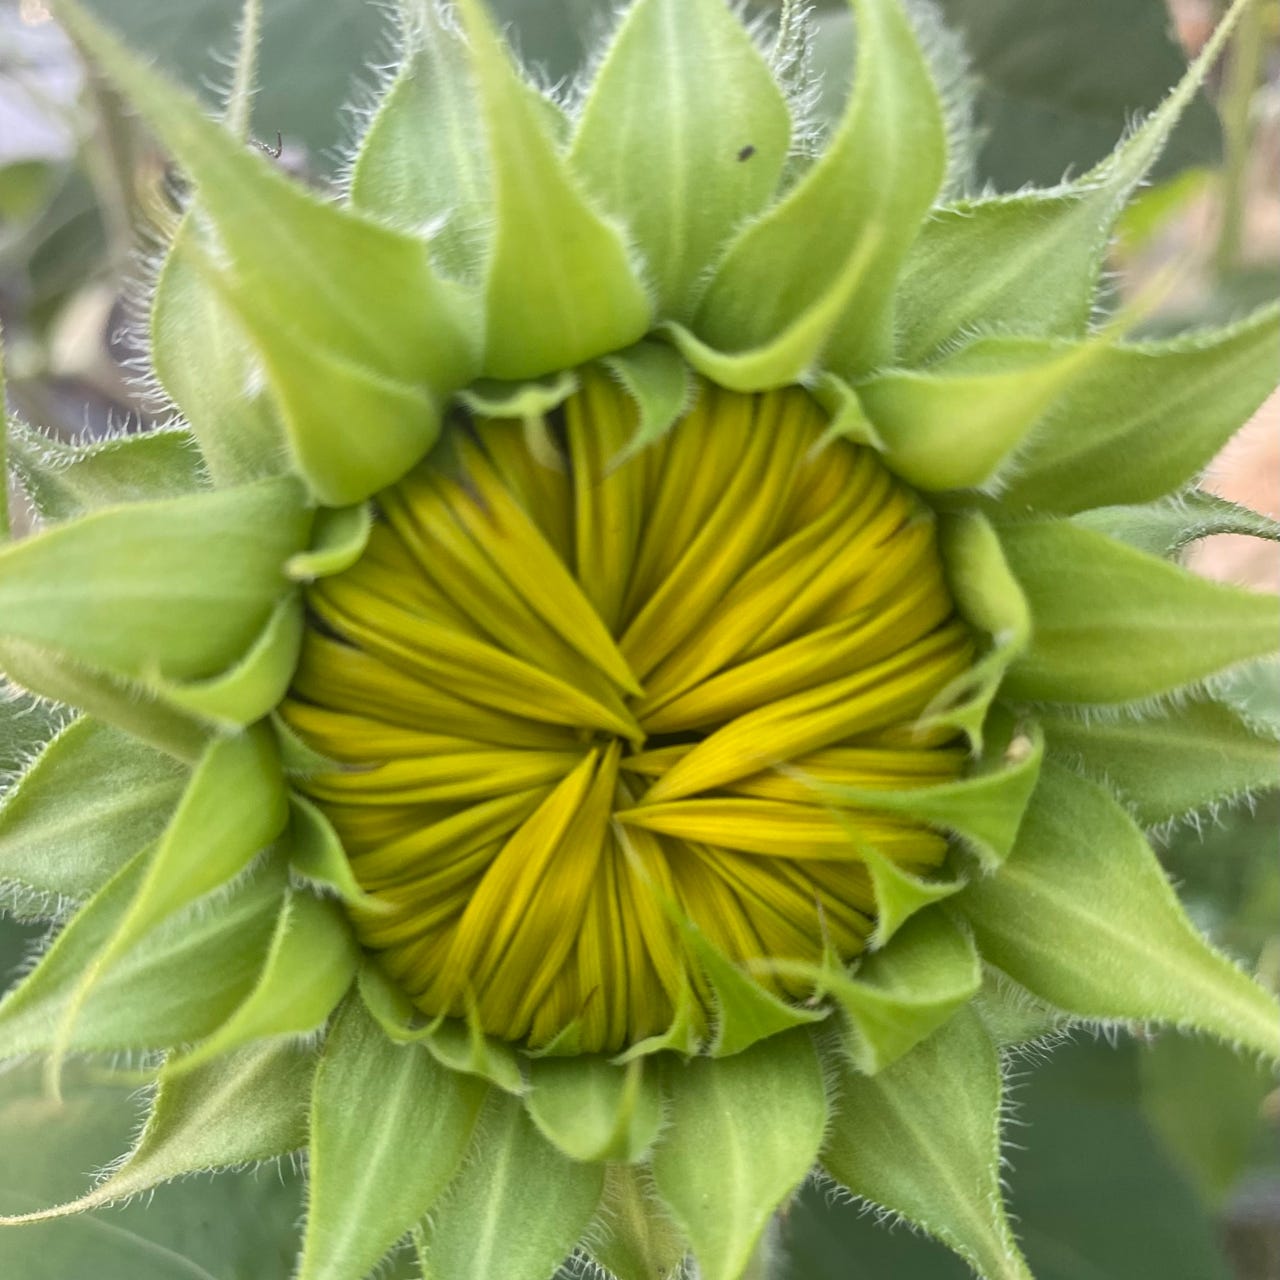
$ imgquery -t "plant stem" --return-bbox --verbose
[1214,0,1264,275]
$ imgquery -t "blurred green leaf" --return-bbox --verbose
[0,1057,303,1279]
[1141,1034,1277,1206]
[804,0,1220,192]
[780,1037,1235,1280]
[81,0,386,166]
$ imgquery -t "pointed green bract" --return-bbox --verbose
[681,917,825,1057]
[0,718,186,903]
[527,1055,662,1163]
[153,593,304,728]
[855,335,1104,491]
[1041,697,1280,825]
[452,0,651,379]
[0,1039,312,1224]
[52,0,478,502]
[817,910,982,1075]
[167,888,357,1075]
[601,340,694,457]
[8,422,206,519]
[0,639,209,765]
[959,763,1280,1061]
[0,852,281,1059]
[1000,519,1280,703]
[357,962,526,1094]
[151,217,288,487]
[417,1090,604,1280]
[824,719,1043,870]
[862,847,966,947]
[287,504,373,582]
[284,795,384,911]
[571,0,791,319]
[351,0,491,281]
[1004,305,1280,512]
[95,725,287,954]
[0,478,309,684]
[300,997,487,1280]
[1072,490,1280,560]
[932,512,1031,749]
[823,1009,1033,1280]
[590,1164,688,1280]
[651,1029,827,1280]
[694,0,945,376]
[894,0,1253,361]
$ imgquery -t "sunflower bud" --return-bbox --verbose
[0,0,1277,1278]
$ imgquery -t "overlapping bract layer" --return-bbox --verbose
[0,0,1278,1279]
[284,375,969,1051]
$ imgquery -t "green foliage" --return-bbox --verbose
[651,1029,827,1280]
[0,718,185,905]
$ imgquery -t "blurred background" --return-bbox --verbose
[0,1,1277,1276]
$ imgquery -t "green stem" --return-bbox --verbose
[1214,0,1264,275]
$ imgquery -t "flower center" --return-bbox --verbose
[282,371,971,1053]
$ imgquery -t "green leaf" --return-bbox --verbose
[651,1028,827,1280]
[74,724,287,973]
[936,0,1222,190]
[357,962,526,1095]
[0,1038,312,1222]
[570,0,791,319]
[418,1090,604,1280]
[693,0,945,377]
[151,216,290,487]
[451,0,651,380]
[893,0,1252,361]
[822,1008,1032,1280]
[83,0,383,162]
[999,519,1280,703]
[299,996,487,1280]
[817,910,983,1075]
[0,689,64,786]
[0,851,281,1060]
[527,1055,662,1163]
[0,640,208,766]
[1002,306,1280,512]
[821,717,1044,870]
[55,0,479,503]
[1071,490,1280,559]
[0,717,186,904]
[1140,1032,1277,1206]
[166,888,357,1076]
[932,512,1031,749]
[0,1057,305,1279]
[589,1164,688,1280]
[854,335,1105,491]
[8,422,207,520]
[350,0,491,281]
[287,503,373,582]
[1041,696,1280,825]
[958,762,1280,1060]
[0,476,310,686]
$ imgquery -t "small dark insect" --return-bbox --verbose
[252,130,284,160]
[737,144,756,161]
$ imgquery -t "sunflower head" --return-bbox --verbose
[0,0,1277,1278]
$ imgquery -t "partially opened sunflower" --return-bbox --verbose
[1,0,1278,1276]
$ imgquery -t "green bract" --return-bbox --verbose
[1,0,1278,1277]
